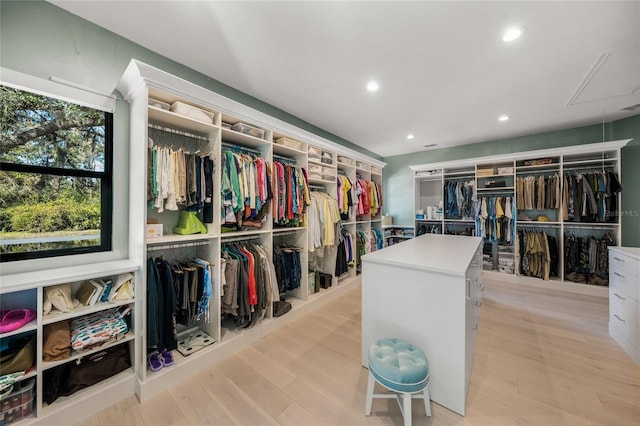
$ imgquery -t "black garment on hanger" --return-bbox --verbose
[335,238,348,277]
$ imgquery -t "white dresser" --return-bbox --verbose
[609,247,640,365]
[361,234,483,416]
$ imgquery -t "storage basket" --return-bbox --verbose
[321,166,335,181]
[231,123,265,139]
[170,101,215,124]
[0,378,34,426]
[476,168,494,176]
[337,155,354,166]
[148,98,170,111]
[322,172,335,181]
[356,161,369,170]
[276,137,303,151]
[308,146,321,161]
[308,164,322,175]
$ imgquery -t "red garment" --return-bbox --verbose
[238,246,257,306]
[358,179,371,215]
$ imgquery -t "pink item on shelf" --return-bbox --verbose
[0,309,36,334]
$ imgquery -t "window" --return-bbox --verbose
[0,83,113,261]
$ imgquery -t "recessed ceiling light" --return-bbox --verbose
[423,144,437,148]
[499,115,510,121]
[502,27,523,42]
[407,134,415,140]
[366,80,379,92]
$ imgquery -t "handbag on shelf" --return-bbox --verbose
[42,343,131,403]
[315,271,332,289]
[62,343,131,396]
[0,334,35,375]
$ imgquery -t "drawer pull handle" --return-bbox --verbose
[475,300,482,307]
[613,257,625,263]
[614,314,626,323]
[473,323,478,330]
[614,272,624,278]
[614,293,626,301]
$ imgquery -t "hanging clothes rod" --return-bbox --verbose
[273,229,304,237]
[518,224,560,229]
[563,165,616,173]
[444,176,475,181]
[444,171,475,176]
[147,239,211,252]
[273,154,297,165]
[309,184,326,191]
[221,234,263,244]
[221,142,262,156]
[563,223,617,230]
[477,191,514,196]
[516,169,560,175]
[148,123,209,142]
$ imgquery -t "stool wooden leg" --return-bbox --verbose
[423,385,431,417]
[365,372,375,416]
[402,392,412,426]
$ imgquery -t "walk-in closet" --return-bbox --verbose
[1,1,639,425]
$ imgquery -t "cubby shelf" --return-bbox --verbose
[1,59,386,424]
[411,139,630,296]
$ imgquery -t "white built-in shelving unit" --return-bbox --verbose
[118,60,385,401]
[411,140,631,297]
[0,59,385,424]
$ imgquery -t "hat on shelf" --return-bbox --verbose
[517,211,532,221]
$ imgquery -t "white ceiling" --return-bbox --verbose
[49,1,640,158]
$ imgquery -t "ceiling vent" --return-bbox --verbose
[621,103,640,111]
[567,43,640,106]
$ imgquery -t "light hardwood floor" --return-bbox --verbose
[78,278,640,425]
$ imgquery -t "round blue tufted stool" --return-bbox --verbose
[365,337,431,426]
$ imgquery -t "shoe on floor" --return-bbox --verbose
[161,350,174,367]
[588,274,608,286]
[147,351,163,372]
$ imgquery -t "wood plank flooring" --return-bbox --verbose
[77,278,640,425]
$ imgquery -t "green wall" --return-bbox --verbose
[382,115,640,247]
[613,115,640,247]
[0,0,380,160]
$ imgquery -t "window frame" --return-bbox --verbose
[0,70,116,262]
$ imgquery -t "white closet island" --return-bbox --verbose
[361,233,483,416]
